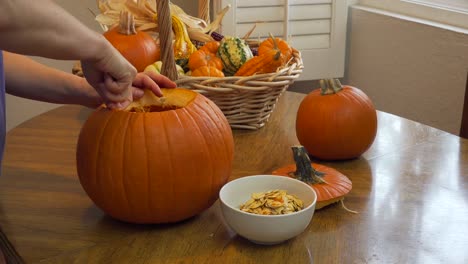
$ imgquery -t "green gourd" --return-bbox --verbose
[217,36,253,75]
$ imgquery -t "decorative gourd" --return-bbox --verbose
[76,88,234,224]
[272,146,354,210]
[258,35,292,65]
[188,50,223,72]
[103,11,160,72]
[217,36,253,75]
[172,15,197,67]
[191,65,225,77]
[296,79,377,160]
[235,36,283,76]
[144,61,185,76]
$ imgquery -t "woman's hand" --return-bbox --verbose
[81,42,137,110]
[82,71,177,109]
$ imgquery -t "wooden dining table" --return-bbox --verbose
[0,91,467,263]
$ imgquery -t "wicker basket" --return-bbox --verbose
[158,0,303,129]
[80,0,304,130]
[174,53,302,130]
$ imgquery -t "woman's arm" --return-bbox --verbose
[3,52,102,108]
[0,0,140,109]
[3,52,177,108]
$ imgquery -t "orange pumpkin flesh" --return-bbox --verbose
[103,11,160,72]
[272,146,352,210]
[76,88,234,224]
[296,79,377,160]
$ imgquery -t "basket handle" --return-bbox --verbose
[198,0,210,24]
[156,0,178,81]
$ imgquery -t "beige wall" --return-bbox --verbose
[345,6,468,135]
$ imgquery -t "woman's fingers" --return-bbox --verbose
[143,71,177,88]
[133,74,163,97]
[132,87,145,100]
[131,71,176,98]
[92,74,132,109]
[104,73,133,99]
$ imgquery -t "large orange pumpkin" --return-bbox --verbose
[296,79,377,160]
[103,11,160,72]
[76,88,234,224]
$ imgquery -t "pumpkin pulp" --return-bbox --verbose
[125,88,196,113]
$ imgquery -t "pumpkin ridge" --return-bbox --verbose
[100,112,124,215]
[177,107,209,214]
[183,104,216,206]
[121,113,134,216]
[193,98,233,192]
[327,181,349,195]
[316,183,335,201]
[205,99,234,165]
[192,100,227,186]
[161,112,177,220]
[97,111,123,213]
[84,110,113,209]
[142,113,152,218]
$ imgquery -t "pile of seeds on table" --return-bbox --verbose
[239,189,304,215]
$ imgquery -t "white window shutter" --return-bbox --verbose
[213,0,348,80]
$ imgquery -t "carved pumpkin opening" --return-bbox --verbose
[125,88,196,113]
[128,105,178,112]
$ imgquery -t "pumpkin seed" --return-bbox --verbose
[239,189,304,215]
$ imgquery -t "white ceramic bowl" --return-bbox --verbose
[219,175,317,245]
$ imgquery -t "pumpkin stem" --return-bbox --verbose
[320,78,343,95]
[268,33,282,61]
[119,11,137,35]
[288,146,327,184]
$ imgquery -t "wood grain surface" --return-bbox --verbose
[0,91,467,264]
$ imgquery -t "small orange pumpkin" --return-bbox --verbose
[199,41,220,54]
[188,50,223,72]
[235,35,284,76]
[258,36,292,65]
[103,11,160,72]
[191,66,225,77]
[272,146,352,210]
[296,79,377,160]
[76,88,234,224]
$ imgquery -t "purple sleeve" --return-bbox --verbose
[0,51,6,172]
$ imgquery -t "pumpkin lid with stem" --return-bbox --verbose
[272,145,357,212]
[123,88,196,112]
